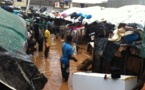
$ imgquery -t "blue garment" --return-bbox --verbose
[124,33,139,44]
[60,43,73,65]
[46,21,51,28]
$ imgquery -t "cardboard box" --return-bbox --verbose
[72,72,137,90]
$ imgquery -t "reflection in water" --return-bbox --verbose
[31,38,90,90]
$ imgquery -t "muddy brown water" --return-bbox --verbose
[31,37,91,90]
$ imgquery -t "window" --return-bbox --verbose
[17,0,22,2]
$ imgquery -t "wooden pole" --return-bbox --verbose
[26,0,30,16]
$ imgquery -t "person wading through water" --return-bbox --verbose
[60,35,78,82]
[44,27,51,58]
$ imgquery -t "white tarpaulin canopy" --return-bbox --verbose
[72,0,108,4]
[60,5,145,28]
[60,7,81,15]
[81,7,117,24]
[106,5,145,27]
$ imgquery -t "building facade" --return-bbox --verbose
[30,0,58,5]
[29,0,145,8]
[107,0,145,8]
[13,0,27,7]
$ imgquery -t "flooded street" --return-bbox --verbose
[31,37,91,90]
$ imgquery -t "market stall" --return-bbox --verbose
[32,4,145,83]
[55,5,145,83]
[19,4,145,90]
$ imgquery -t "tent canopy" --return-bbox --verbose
[60,5,145,28]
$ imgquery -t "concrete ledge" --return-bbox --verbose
[72,72,137,90]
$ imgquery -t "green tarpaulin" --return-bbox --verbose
[0,7,31,62]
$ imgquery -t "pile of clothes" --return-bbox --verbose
[108,23,143,57]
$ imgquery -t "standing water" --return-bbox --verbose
[31,37,90,90]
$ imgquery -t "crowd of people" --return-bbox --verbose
[25,13,79,82]
[26,15,54,57]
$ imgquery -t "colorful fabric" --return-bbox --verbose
[124,33,139,44]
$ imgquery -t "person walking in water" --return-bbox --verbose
[44,27,51,58]
[60,35,78,82]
